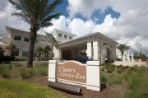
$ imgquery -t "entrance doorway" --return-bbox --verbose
[104,46,113,63]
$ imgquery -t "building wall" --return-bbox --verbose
[6,27,75,57]
[6,28,52,57]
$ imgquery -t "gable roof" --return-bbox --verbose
[61,32,117,45]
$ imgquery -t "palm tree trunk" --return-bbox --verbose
[27,27,37,67]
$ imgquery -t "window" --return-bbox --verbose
[11,48,19,56]
[24,37,30,42]
[58,33,62,38]
[64,35,67,39]
[22,51,29,56]
[69,36,72,39]
[14,35,21,40]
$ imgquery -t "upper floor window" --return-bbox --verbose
[14,35,21,40]
[24,37,30,42]
[58,33,62,38]
[64,35,67,39]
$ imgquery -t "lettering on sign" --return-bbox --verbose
[57,61,86,83]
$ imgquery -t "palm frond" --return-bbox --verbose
[40,13,61,27]
[45,32,59,48]
[9,0,62,29]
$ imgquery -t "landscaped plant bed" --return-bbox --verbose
[0,62,48,79]
[0,62,148,98]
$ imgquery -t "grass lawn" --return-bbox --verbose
[0,80,67,98]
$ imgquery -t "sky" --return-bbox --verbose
[0,0,148,56]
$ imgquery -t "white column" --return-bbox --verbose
[131,53,135,62]
[93,41,99,60]
[19,50,22,56]
[53,46,61,60]
[86,42,93,59]
[48,60,57,82]
[122,55,125,62]
[127,50,130,62]
[100,42,103,64]
[86,61,100,91]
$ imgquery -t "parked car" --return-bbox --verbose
[74,54,88,63]
[0,56,15,63]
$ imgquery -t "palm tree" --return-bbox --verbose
[46,33,59,48]
[43,46,51,60]
[9,0,62,67]
[117,44,130,60]
[36,47,43,60]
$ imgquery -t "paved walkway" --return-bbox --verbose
[114,61,148,67]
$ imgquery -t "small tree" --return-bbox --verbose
[43,46,51,60]
[117,44,130,60]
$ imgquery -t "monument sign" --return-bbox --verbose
[48,60,100,91]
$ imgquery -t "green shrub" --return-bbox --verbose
[39,67,48,76]
[126,72,142,89]
[20,63,48,78]
[34,62,48,67]
[104,64,116,73]
[116,65,127,73]
[116,58,122,61]
[33,62,48,76]
[123,73,148,98]
[13,63,22,67]
[0,64,12,78]
[101,73,108,84]
[20,70,34,79]
[2,71,10,78]
[15,56,27,61]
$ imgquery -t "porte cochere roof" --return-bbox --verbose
[60,32,117,48]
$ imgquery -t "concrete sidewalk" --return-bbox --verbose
[114,61,148,67]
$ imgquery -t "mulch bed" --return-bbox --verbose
[25,76,121,98]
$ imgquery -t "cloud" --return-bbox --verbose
[67,0,110,18]
[66,0,148,55]
[0,0,148,55]
[0,0,7,11]
[44,15,95,36]
[0,1,29,36]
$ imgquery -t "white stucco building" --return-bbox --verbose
[49,28,76,43]
[2,26,117,64]
[53,32,117,64]
[4,26,75,57]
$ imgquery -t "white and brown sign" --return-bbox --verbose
[48,60,100,91]
[57,61,86,83]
